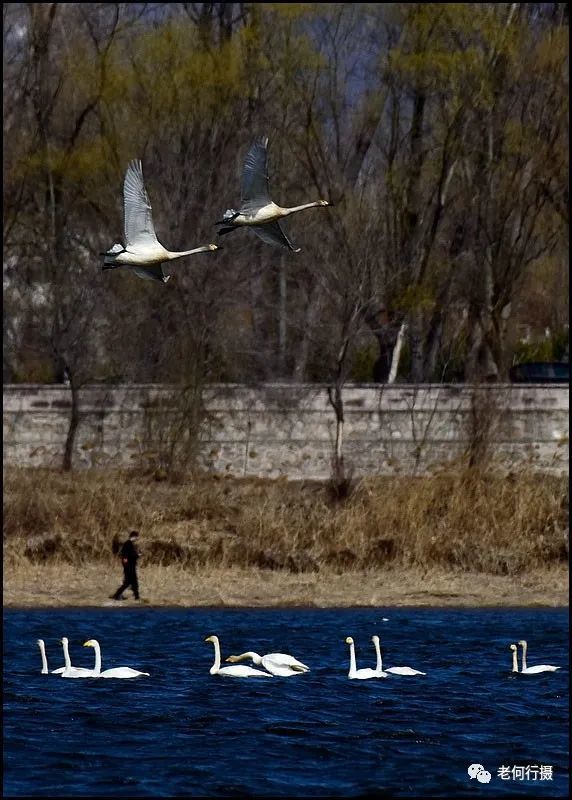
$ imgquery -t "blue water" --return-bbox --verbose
[3,608,569,797]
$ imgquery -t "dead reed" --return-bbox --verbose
[3,467,568,576]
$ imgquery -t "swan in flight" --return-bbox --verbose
[60,637,96,678]
[375,636,425,676]
[225,650,310,676]
[83,639,150,678]
[101,159,219,283]
[345,637,381,680]
[518,640,560,674]
[37,639,65,675]
[204,635,273,677]
[215,136,331,252]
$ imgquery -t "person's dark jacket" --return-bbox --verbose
[120,539,139,567]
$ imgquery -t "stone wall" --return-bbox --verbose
[3,383,569,478]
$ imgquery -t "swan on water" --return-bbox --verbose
[204,636,273,677]
[215,136,331,252]
[375,636,426,676]
[345,637,381,680]
[60,637,96,678]
[37,639,65,675]
[225,650,310,677]
[83,639,150,678]
[518,640,560,674]
[101,159,220,283]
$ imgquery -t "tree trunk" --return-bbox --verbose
[293,282,323,381]
[388,322,407,384]
[278,255,287,377]
[408,310,425,382]
[63,375,80,472]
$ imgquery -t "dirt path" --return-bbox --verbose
[3,563,568,608]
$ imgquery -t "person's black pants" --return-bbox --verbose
[113,565,139,600]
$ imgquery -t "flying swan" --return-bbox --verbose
[83,639,150,678]
[345,636,381,680]
[517,640,560,674]
[37,639,65,675]
[60,637,97,678]
[373,636,425,676]
[204,635,273,677]
[101,159,219,283]
[215,136,331,252]
[225,650,310,676]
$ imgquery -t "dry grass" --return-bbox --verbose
[3,562,568,608]
[3,467,569,578]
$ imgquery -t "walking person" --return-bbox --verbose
[111,530,141,601]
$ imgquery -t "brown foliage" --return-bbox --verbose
[3,467,568,576]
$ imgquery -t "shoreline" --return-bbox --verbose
[3,564,569,609]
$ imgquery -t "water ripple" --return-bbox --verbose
[3,607,568,797]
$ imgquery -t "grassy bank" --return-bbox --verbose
[4,563,568,608]
[4,467,568,576]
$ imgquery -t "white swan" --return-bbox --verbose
[37,639,65,675]
[509,643,519,672]
[518,640,560,674]
[102,159,219,283]
[204,636,273,677]
[375,636,425,676]
[345,637,380,680]
[60,637,96,678]
[83,639,150,678]
[225,650,310,676]
[215,136,331,252]
[371,635,389,678]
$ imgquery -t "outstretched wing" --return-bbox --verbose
[131,265,170,284]
[241,137,271,210]
[123,160,159,248]
[251,221,301,252]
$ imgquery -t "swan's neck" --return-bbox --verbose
[211,639,221,673]
[39,642,48,674]
[232,651,262,665]
[511,649,519,673]
[62,640,72,670]
[246,652,262,665]
[167,246,210,260]
[520,642,527,672]
[374,640,383,675]
[281,202,321,217]
[92,642,102,675]
[348,642,357,678]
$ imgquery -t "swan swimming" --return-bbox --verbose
[102,159,219,283]
[215,136,331,252]
[517,640,560,674]
[345,637,381,680]
[60,637,96,678]
[83,639,150,678]
[225,650,310,676]
[375,636,426,676]
[37,639,65,675]
[205,636,273,677]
